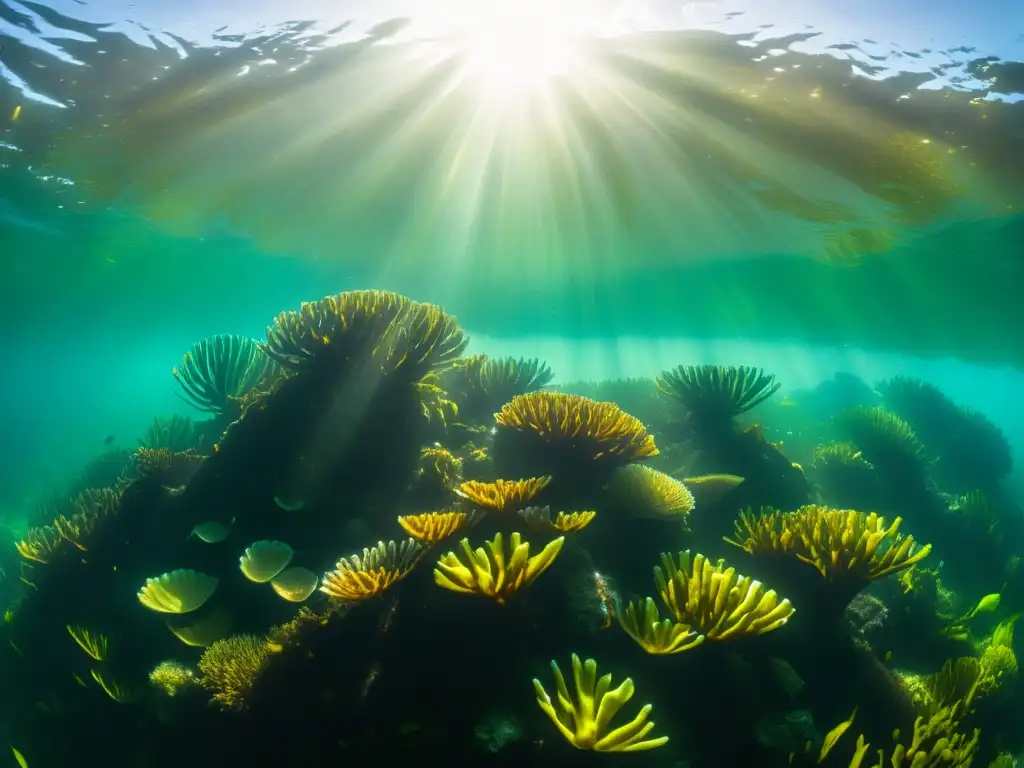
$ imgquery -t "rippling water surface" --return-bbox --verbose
[1,0,1022,362]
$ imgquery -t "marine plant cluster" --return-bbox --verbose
[0,289,1020,767]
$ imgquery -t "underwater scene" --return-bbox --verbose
[1,0,1023,765]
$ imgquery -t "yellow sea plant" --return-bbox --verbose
[606,464,695,521]
[262,290,467,381]
[618,597,704,655]
[149,660,197,697]
[321,538,423,602]
[433,532,564,605]
[727,505,931,585]
[517,506,596,534]
[173,334,277,416]
[397,510,478,544]
[137,569,219,614]
[15,525,65,564]
[533,654,668,752]
[90,668,138,704]
[197,634,272,711]
[847,699,979,768]
[66,625,110,661]
[455,477,551,513]
[656,365,780,420]
[654,551,794,641]
[495,392,659,464]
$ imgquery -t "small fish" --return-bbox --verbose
[779,396,798,407]
[360,662,381,699]
[11,105,22,122]
[189,519,233,544]
[274,496,305,511]
[10,745,28,768]
[71,672,88,688]
[103,434,115,446]
[883,650,893,662]
[163,485,187,497]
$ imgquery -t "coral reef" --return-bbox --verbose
[1,287,1018,768]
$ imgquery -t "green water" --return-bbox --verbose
[1,2,1022,766]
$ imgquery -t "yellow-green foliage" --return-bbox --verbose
[197,635,272,711]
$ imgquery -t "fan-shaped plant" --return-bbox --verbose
[173,334,278,415]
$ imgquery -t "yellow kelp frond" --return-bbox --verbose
[149,660,197,697]
[654,551,794,640]
[66,625,110,661]
[607,465,695,520]
[518,506,596,534]
[834,406,930,476]
[414,372,460,425]
[263,289,468,380]
[174,334,278,416]
[417,445,464,490]
[682,474,745,507]
[137,569,219,614]
[321,538,423,601]
[927,657,983,712]
[455,476,551,512]
[398,510,478,544]
[656,365,781,419]
[619,597,704,655]
[52,486,124,552]
[133,447,205,484]
[90,668,139,704]
[197,634,272,711]
[728,506,932,584]
[15,524,64,564]
[726,507,792,554]
[433,532,564,605]
[533,654,668,752]
[852,700,979,768]
[140,414,204,452]
[495,393,659,463]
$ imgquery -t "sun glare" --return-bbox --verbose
[457,1,588,93]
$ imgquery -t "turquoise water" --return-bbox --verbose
[1,1,1023,765]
